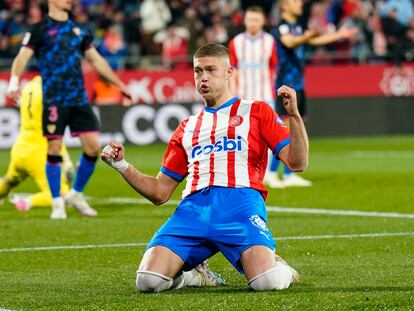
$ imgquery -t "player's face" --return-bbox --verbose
[283,0,303,17]
[193,56,232,105]
[49,0,73,12]
[244,11,265,36]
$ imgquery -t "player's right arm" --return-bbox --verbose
[101,142,180,205]
[8,47,34,103]
[279,29,317,49]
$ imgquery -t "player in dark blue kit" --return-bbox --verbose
[8,0,132,219]
[269,0,357,187]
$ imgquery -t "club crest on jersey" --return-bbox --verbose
[249,215,269,232]
[47,124,56,134]
[191,136,242,159]
[229,115,243,127]
[72,27,81,36]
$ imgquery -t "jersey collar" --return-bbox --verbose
[204,97,239,113]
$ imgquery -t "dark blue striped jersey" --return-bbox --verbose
[274,19,305,91]
[22,16,93,107]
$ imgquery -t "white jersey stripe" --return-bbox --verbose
[234,101,252,187]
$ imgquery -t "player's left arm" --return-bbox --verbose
[84,47,132,105]
[307,26,358,46]
[277,86,309,172]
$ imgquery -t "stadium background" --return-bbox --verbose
[0,0,414,147]
[0,1,414,310]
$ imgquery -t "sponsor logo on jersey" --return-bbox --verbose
[48,28,58,36]
[229,115,243,127]
[191,136,242,159]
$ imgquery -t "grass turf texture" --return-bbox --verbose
[0,135,413,310]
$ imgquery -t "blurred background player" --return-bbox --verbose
[273,0,357,187]
[7,0,132,219]
[0,76,74,212]
[228,6,283,188]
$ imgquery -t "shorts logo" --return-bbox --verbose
[47,124,56,134]
[191,136,242,159]
[229,115,243,127]
[249,215,269,232]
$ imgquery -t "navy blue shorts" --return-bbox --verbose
[146,186,276,274]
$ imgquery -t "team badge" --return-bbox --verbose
[249,215,269,232]
[72,27,81,36]
[47,124,56,134]
[229,115,243,127]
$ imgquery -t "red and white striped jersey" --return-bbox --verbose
[229,32,277,103]
[161,97,290,200]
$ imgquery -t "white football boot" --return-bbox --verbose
[65,189,97,217]
[194,261,225,286]
[282,173,312,187]
[50,197,67,220]
[263,172,285,188]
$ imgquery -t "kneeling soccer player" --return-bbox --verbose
[101,43,308,292]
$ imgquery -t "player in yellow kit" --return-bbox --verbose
[0,76,74,211]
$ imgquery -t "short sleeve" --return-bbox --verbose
[22,23,42,50]
[259,102,291,158]
[160,119,189,182]
[80,27,94,52]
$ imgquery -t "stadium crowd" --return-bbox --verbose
[0,0,413,69]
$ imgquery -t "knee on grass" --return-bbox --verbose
[136,271,173,293]
[248,263,293,291]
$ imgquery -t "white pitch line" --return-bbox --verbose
[267,206,414,219]
[1,232,413,254]
[91,197,414,219]
[349,151,414,158]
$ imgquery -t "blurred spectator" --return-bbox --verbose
[0,0,412,67]
[176,7,206,53]
[98,24,127,70]
[154,23,190,69]
[205,14,229,44]
[379,0,414,64]
[92,74,123,105]
[140,0,172,56]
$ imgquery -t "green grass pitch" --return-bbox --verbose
[0,135,413,310]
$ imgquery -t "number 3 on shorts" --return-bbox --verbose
[48,106,58,122]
